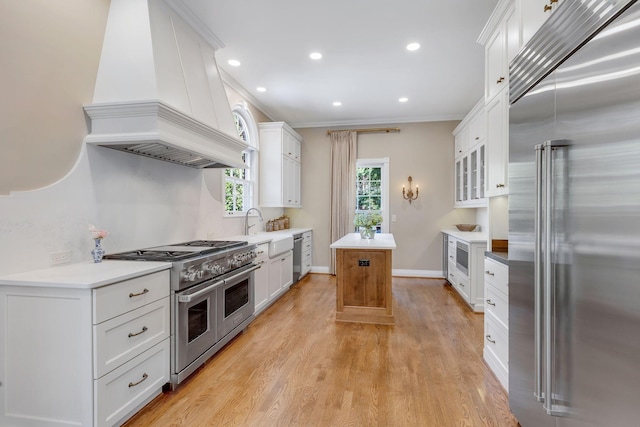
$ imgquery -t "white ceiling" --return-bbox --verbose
[176,0,499,128]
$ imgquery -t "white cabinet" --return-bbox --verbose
[484,2,518,102]
[453,99,487,207]
[483,257,509,391]
[0,268,170,427]
[485,91,509,196]
[300,231,313,278]
[443,233,487,312]
[253,242,270,314]
[268,250,293,301]
[519,0,565,47]
[259,122,303,208]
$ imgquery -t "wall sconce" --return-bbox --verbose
[402,176,419,203]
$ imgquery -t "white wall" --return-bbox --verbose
[0,144,275,276]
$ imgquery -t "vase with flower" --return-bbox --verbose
[89,224,108,263]
[354,212,383,239]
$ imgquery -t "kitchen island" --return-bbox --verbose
[330,233,396,325]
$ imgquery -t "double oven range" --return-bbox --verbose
[104,240,258,387]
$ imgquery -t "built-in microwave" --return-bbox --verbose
[456,241,469,276]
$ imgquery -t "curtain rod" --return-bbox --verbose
[326,127,400,135]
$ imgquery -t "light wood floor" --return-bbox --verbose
[124,274,519,427]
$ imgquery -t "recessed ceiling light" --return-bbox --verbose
[406,42,421,51]
[333,101,342,107]
[228,59,241,67]
[309,52,323,60]
[399,97,409,103]
[256,87,267,92]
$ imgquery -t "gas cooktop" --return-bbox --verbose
[104,240,248,262]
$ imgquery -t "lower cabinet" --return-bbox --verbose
[0,269,171,427]
[483,256,509,391]
[253,242,270,314]
[300,231,313,278]
[267,250,293,302]
[444,233,486,312]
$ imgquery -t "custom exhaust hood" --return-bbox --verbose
[84,0,247,169]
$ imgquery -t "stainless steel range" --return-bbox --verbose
[104,240,258,387]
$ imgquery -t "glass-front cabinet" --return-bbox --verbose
[453,99,487,208]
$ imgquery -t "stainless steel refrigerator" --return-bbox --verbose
[508,0,640,426]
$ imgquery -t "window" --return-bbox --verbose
[224,103,258,216]
[355,158,389,232]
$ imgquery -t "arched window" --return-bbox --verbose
[224,102,258,216]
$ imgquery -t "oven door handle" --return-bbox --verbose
[224,264,260,283]
[178,279,224,303]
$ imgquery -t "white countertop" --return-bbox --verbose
[224,228,313,245]
[330,233,396,250]
[0,260,172,289]
[441,229,488,243]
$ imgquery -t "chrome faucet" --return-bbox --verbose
[244,208,263,235]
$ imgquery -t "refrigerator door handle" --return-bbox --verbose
[534,143,544,403]
[543,142,554,415]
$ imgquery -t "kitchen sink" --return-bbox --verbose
[268,235,293,258]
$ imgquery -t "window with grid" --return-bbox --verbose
[355,158,389,232]
[224,111,255,215]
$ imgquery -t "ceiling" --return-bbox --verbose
[175,0,499,128]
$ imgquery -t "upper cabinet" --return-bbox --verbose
[483,2,519,103]
[452,99,487,208]
[519,0,565,47]
[259,122,303,208]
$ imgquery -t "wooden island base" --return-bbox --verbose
[331,233,396,325]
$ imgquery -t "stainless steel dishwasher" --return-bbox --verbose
[292,233,303,283]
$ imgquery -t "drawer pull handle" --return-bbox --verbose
[449,255,454,259]
[487,299,496,306]
[485,270,495,276]
[486,335,496,344]
[128,373,148,388]
[496,183,505,188]
[128,326,148,338]
[129,288,149,298]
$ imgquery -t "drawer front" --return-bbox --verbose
[456,274,470,301]
[302,231,312,243]
[484,258,508,295]
[256,243,269,260]
[94,297,170,378]
[93,270,170,324]
[485,284,508,329]
[447,261,457,286]
[485,314,509,366]
[95,339,169,427]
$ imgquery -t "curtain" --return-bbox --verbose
[329,130,357,275]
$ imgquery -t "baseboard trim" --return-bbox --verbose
[392,269,444,278]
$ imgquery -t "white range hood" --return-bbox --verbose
[84,0,247,169]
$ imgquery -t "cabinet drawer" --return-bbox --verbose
[256,243,269,260]
[484,258,508,295]
[485,284,508,329]
[94,297,170,379]
[93,270,170,324]
[485,314,508,367]
[302,231,312,243]
[94,339,169,427]
[447,261,457,285]
[456,274,470,301]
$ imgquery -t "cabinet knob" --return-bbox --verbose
[544,4,552,12]
[486,335,496,344]
[475,136,479,140]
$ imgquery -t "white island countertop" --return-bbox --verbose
[330,233,396,250]
[0,260,171,289]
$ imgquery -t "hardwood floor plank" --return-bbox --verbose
[124,274,518,427]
